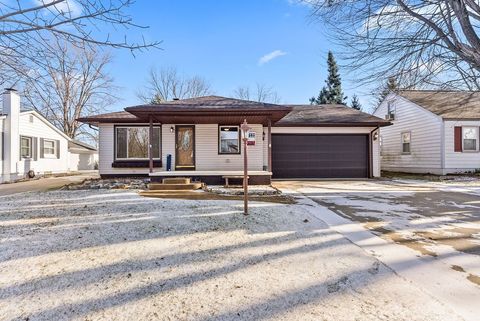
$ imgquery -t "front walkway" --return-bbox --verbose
[0,189,461,320]
[0,171,99,196]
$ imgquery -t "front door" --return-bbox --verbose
[175,125,195,170]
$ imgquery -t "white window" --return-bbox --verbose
[387,101,396,119]
[115,126,161,159]
[463,127,478,151]
[43,139,56,156]
[219,126,240,154]
[20,136,32,158]
[401,132,411,154]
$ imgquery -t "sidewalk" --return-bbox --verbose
[0,172,99,196]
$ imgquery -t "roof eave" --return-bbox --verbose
[274,122,392,127]
[442,117,480,121]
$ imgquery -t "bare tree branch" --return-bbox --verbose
[0,0,160,87]
[306,0,480,90]
[232,83,281,103]
[136,67,213,103]
[23,40,117,145]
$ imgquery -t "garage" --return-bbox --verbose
[271,134,369,179]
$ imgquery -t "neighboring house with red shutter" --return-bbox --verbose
[374,90,480,175]
[1,89,98,183]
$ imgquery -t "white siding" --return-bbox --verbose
[374,94,443,174]
[444,120,480,173]
[271,126,381,177]
[0,118,3,177]
[195,124,264,171]
[98,123,264,176]
[69,151,98,171]
[98,122,383,177]
[16,112,69,176]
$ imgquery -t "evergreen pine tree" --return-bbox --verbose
[325,51,346,104]
[350,94,362,110]
[376,77,397,105]
[311,51,346,105]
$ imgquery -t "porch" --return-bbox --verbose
[149,170,272,185]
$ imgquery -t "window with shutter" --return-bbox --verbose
[462,127,478,151]
[20,136,32,158]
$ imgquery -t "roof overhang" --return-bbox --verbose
[274,122,392,127]
[123,107,293,125]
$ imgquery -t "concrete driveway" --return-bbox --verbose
[274,178,480,319]
[274,179,480,320]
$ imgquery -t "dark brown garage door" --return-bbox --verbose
[272,134,369,179]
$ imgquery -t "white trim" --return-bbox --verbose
[20,136,33,159]
[387,99,396,119]
[440,121,445,169]
[43,138,56,156]
[218,125,240,154]
[461,126,479,152]
[400,131,411,154]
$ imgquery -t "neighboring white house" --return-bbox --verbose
[1,88,98,183]
[78,95,390,184]
[374,90,480,175]
[68,140,99,171]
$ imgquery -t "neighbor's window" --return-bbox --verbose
[401,132,411,153]
[20,136,32,158]
[116,126,161,159]
[219,126,240,154]
[387,101,395,116]
[43,139,56,156]
[463,127,478,151]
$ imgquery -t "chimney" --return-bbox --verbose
[2,88,20,182]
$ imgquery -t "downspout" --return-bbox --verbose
[369,126,379,178]
[440,120,445,175]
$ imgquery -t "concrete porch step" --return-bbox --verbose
[148,182,202,191]
[162,177,191,184]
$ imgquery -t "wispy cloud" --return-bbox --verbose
[33,0,82,17]
[287,0,314,7]
[258,50,287,66]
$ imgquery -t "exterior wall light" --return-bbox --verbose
[170,126,174,133]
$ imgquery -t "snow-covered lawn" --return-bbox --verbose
[0,189,465,320]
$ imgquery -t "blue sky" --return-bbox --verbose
[107,0,374,112]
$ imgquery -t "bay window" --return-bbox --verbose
[115,126,161,160]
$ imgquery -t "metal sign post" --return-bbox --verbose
[240,119,251,215]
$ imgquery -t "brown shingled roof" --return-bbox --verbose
[398,90,480,119]
[276,104,391,127]
[125,95,290,111]
[77,111,140,123]
[77,96,390,127]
